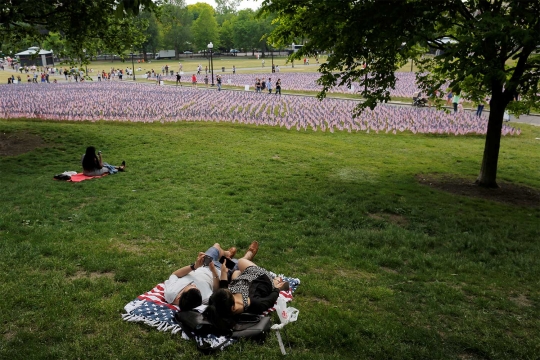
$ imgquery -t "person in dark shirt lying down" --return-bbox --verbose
[203,244,289,330]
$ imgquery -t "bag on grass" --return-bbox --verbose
[54,174,71,181]
[174,311,271,340]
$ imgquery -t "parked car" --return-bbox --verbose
[230,49,239,53]
[184,51,193,54]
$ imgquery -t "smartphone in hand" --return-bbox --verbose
[203,255,213,267]
[219,256,236,269]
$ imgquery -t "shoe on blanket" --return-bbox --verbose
[226,247,237,258]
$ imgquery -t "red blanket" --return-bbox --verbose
[69,173,108,182]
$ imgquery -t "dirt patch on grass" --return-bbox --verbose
[369,213,408,227]
[510,294,533,307]
[114,242,144,255]
[458,354,486,360]
[416,174,540,207]
[67,271,115,281]
[0,131,49,156]
[337,269,377,280]
[381,267,399,274]
[3,331,16,341]
[308,296,331,306]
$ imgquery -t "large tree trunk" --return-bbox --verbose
[476,99,505,188]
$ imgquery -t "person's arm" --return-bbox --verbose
[172,253,205,278]
[248,289,280,314]
[217,258,231,288]
[208,261,220,290]
[246,275,280,314]
[97,153,104,167]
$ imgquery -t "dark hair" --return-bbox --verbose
[279,281,290,292]
[82,146,100,171]
[179,288,202,311]
[203,289,235,333]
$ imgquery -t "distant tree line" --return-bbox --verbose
[0,0,277,63]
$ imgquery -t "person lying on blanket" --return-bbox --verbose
[81,146,125,176]
[203,245,290,331]
[163,242,257,310]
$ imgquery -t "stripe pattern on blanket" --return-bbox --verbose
[122,275,300,350]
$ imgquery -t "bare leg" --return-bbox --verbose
[238,258,257,272]
[211,243,226,259]
[231,269,241,280]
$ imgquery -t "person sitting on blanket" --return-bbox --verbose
[203,245,290,331]
[81,146,125,176]
[163,243,247,310]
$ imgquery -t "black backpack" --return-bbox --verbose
[174,311,271,340]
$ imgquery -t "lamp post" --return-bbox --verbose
[207,49,210,74]
[131,52,136,81]
[271,44,274,71]
[291,42,295,68]
[207,42,214,86]
[83,49,88,76]
[364,56,368,94]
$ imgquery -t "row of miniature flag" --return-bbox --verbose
[0,82,519,136]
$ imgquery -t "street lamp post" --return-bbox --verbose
[291,42,295,68]
[207,42,214,86]
[207,49,210,74]
[271,45,274,71]
[131,52,136,81]
[83,49,88,76]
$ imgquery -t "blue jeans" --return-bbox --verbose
[476,105,484,117]
[205,246,238,272]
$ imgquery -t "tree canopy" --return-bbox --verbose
[190,4,220,50]
[0,0,158,43]
[160,1,192,58]
[261,0,540,187]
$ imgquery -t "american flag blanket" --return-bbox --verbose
[122,275,300,351]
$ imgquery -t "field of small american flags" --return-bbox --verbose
[0,82,520,136]
[157,71,423,97]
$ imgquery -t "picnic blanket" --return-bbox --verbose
[122,274,300,351]
[69,173,108,182]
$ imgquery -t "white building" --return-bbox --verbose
[15,47,54,67]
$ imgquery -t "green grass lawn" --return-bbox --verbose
[1,119,539,359]
[82,56,313,76]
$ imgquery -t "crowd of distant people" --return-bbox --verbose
[2,56,322,101]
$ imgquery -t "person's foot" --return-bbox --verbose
[242,241,259,260]
[225,247,237,259]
